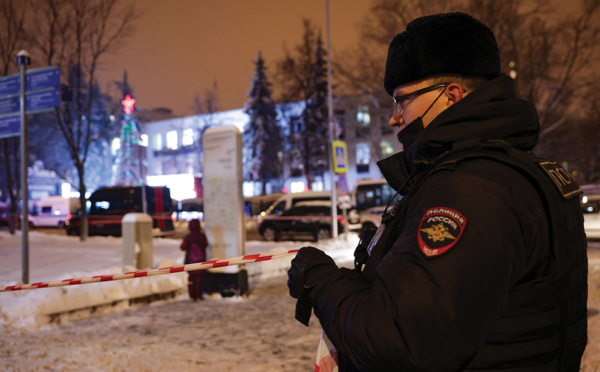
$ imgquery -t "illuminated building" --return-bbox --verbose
[142,94,398,201]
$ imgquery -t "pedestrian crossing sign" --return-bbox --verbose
[332,141,348,173]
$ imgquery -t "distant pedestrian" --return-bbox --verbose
[180,219,208,301]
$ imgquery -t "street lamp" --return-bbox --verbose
[326,0,338,237]
[17,50,31,284]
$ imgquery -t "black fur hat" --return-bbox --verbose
[384,12,501,96]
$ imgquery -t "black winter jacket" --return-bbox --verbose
[305,75,587,371]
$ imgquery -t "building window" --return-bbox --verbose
[139,134,148,147]
[111,138,120,156]
[357,106,370,125]
[182,128,194,147]
[380,140,395,159]
[356,105,370,137]
[153,134,163,151]
[166,130,178,150]
[334,109,345,139]
[290,116,302,135]
[356,142,370,173]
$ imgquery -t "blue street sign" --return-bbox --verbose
[0,114,20,139]
[0,75,19,97]
[0,67,60,98]
[0,95,19,115]
[26,87,61,113]
[0,87,61,116]
[26,67,60,92]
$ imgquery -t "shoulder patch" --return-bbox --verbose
[537,161,581,199]
[418,208,466,257]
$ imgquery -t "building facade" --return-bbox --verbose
[143,94,400,200]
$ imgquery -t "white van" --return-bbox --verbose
[348,179,397,232]
[30,196,80,228]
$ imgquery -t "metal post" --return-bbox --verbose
[326,0,338,237]
[17,50,31,284]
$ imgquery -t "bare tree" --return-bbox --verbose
[275,19,318,104]
[0,0,27,234]
[191,88,219,175]
[335,0,455,98]
[25,0,138,240]
[467,0,600,145]
[335,0,600,165]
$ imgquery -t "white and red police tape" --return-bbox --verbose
[0,249,299,292]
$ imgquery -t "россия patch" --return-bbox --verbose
[418,207,466,257]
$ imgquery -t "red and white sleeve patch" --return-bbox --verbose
[417,207,466,257]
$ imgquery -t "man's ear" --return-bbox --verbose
[446,83,464,106]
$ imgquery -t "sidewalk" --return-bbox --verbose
[0,230,358,330]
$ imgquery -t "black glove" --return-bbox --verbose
[287,246,337,298]
[287,246,337,326]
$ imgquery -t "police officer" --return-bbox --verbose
[287,12,588,371]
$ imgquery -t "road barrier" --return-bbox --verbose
[0,249,299,292]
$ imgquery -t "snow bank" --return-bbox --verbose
[0,231,358,331]
[0,264,187,331]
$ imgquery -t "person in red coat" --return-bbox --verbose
[180,219,208,301]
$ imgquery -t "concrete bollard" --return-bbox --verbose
[122,213,153,269]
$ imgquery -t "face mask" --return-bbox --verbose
[395,87,447,149]
[396,117,424,148]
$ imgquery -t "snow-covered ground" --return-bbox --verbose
[0,230,357,330]
[0,231,599,371]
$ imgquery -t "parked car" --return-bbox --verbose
[257,191,333,224]
[244,193,282,216]
[0,202,23,228]
[30,196,80,228]
[172,197,203,221]
[65,185,174,236]
[582,192,600,240]
[0,203,12,226]
[258,201,345,242]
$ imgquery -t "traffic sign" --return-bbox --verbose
[0,87,61,116]
[0,114,20,139]
[332,141,348,173]
[338,173,350,196]
[0,67,60,97]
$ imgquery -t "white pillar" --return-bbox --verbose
[122,213,153,269]
[202,126,248,296]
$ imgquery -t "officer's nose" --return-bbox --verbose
[389,108,404,128]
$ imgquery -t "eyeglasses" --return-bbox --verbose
[392,83,450,112]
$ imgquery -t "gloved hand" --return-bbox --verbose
[287,246,337,299]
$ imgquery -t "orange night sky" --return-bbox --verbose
[96,0,373,117]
